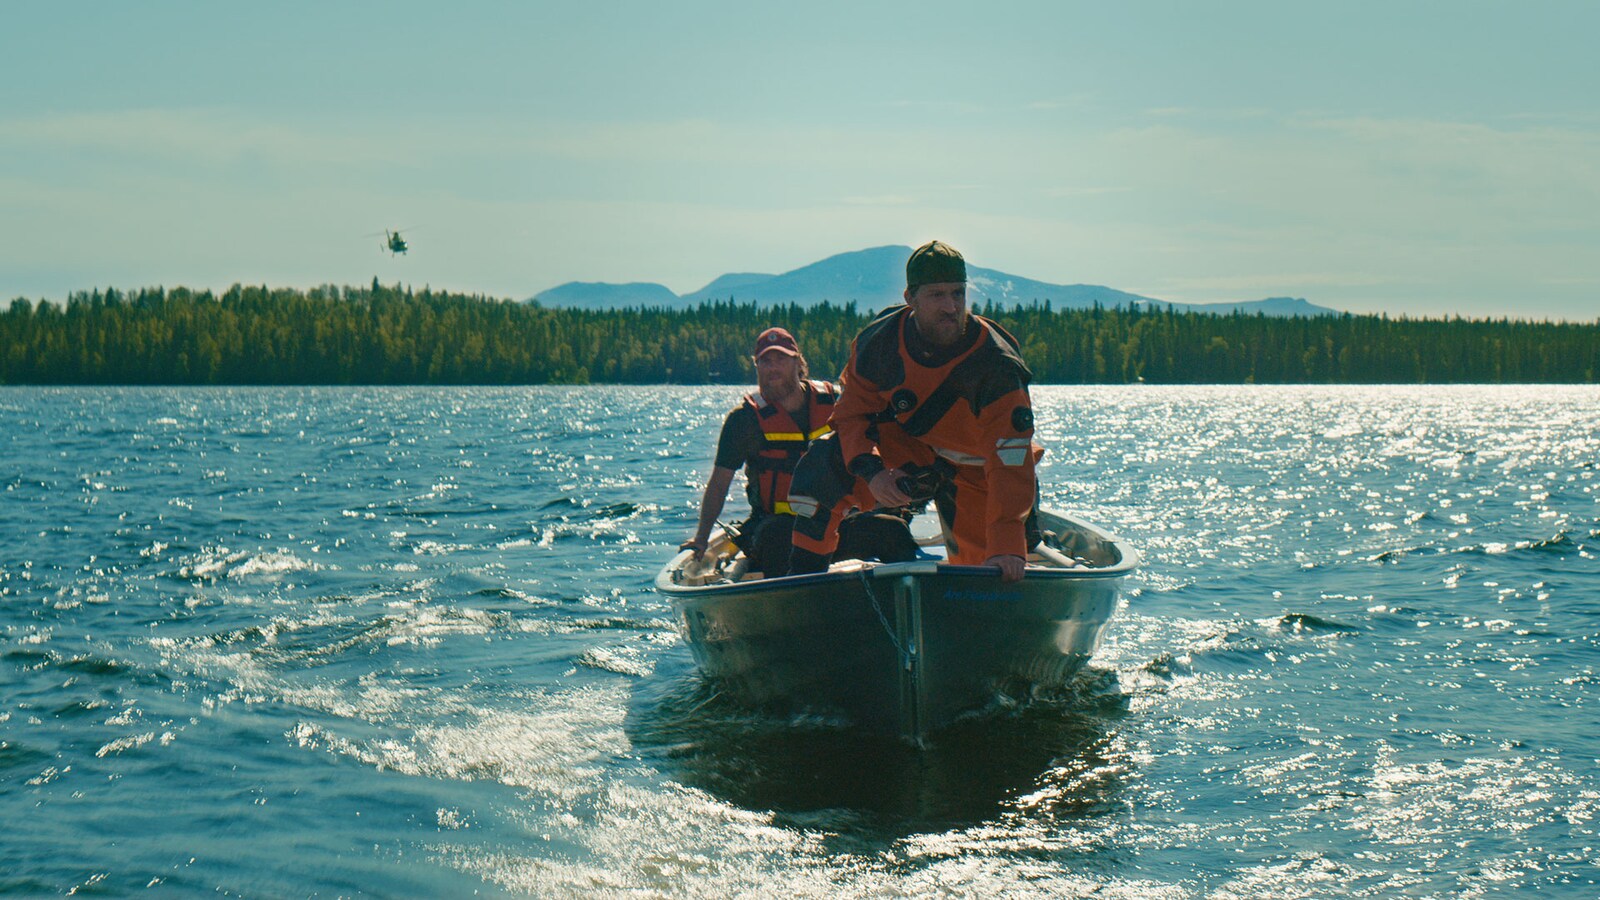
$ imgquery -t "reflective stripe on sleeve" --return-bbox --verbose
[995,437,1031,466]
[785,495,820,518]
[933,447,987,466]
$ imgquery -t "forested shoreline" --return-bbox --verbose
[3,282,1596,385]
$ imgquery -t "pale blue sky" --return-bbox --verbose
[3,0,1596,318]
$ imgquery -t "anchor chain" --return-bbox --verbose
[857,568,914,671]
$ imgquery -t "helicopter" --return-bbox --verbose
[367,228,413,256]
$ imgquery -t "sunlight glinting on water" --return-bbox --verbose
[3,385,1597,896]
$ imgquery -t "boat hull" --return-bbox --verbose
[659,511,1136,741]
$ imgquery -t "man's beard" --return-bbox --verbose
[761,370,798,399]
[918,312,967,347]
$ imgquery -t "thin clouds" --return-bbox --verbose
[840,195,919,207]
[2,100,1597,317]
[3,1,1598,317]
[0,108,415,170]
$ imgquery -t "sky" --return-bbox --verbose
[3,0,1597,320]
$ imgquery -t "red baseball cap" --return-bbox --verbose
[754,326,800,357]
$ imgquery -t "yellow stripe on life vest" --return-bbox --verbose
[765,425,832,442]
[772,501,795,515]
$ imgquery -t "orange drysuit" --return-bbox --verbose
[788,307,1042,565]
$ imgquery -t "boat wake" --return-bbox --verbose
[628,667,1130,834]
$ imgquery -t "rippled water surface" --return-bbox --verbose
[3,385,1597,897]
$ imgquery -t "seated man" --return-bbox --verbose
[682,327,918,577]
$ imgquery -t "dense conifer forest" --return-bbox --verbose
[2,282,1596,385]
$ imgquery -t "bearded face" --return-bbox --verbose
[905,281,969,348]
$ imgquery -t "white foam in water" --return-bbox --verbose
[230,551,318,577]
[94,731,170,758]
[176,546,319,580]
[576,645,656,678]
[5,385,1598,897]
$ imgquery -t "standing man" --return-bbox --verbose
[788,240,1042,582]
[681,327,838,576]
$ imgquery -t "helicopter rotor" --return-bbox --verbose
[365,226,417,256]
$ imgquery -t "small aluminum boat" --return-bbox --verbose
[655,509,1138,742]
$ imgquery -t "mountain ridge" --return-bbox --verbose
[530,246,1340,316]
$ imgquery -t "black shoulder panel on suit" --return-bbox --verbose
[852,306,909,390]
[899,318,1031,436]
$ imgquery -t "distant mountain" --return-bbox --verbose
[533,281,679,310]
[966,266,1161,310]
[680,246,907,307]
[690,272,775,298]
[1128,296,1338,316]
[529,247,1341,316]
[1180,296,1331,316]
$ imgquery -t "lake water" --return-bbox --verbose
[2,385,1597,898]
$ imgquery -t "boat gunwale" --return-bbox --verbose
[655,511,1139,597]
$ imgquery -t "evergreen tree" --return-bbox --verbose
[1,286,1596,385]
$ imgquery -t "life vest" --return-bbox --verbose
[743,380,838,514]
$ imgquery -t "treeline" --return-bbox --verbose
[2,282,1596,385]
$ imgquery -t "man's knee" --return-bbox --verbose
[789,434,851,517]
[836,512,920,563]
[749,515,796,575]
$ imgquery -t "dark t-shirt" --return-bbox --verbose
[713,391,815,471]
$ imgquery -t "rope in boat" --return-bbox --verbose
[856,567,914,671]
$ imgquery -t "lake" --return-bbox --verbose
[3,385,1597,897]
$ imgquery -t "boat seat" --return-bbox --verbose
[1029,544,1084,569]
